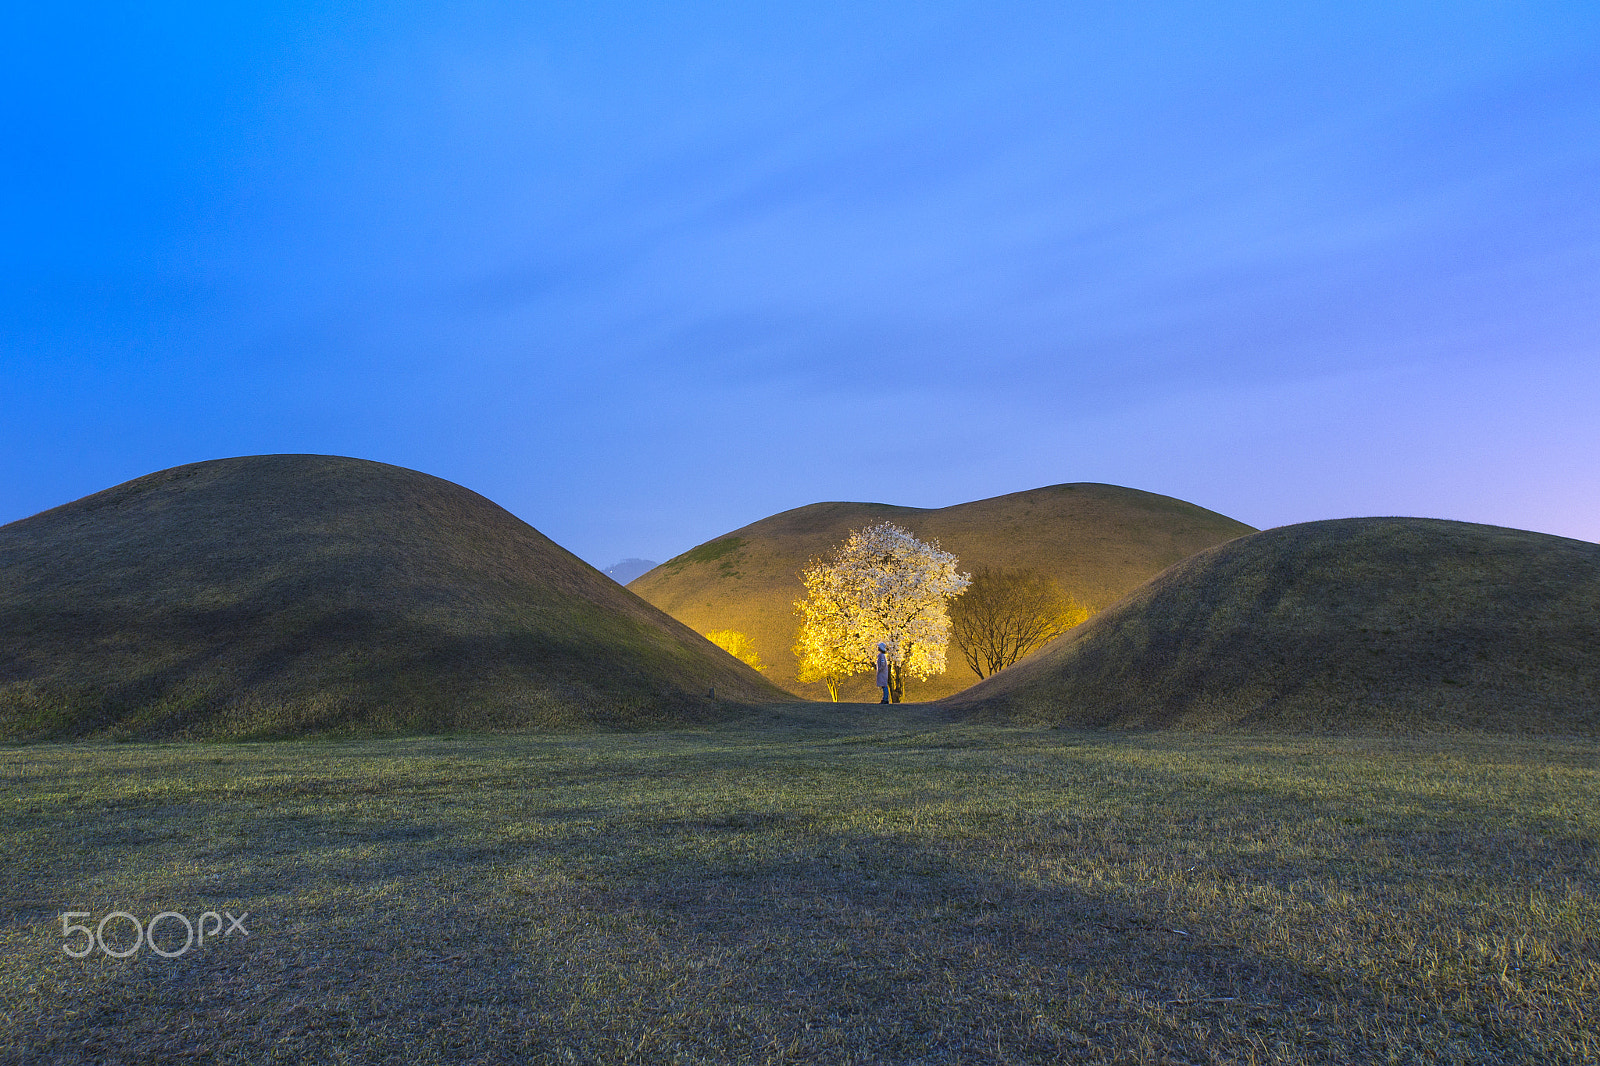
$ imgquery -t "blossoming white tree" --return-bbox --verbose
[793,522,970,702]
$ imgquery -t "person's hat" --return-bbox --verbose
[878,642,888,651]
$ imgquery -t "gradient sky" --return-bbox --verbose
[4,1,1598,568]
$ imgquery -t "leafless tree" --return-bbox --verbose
[950,567,1088,679]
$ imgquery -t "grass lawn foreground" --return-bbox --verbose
[3,712,1597,1064]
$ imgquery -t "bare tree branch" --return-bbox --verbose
[950,567,1089,679]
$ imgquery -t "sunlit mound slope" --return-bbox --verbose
[0,456,785,740]
[628,484,1255,701]
[942,518,1600,734]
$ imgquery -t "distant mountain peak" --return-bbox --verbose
[604,558,658,584]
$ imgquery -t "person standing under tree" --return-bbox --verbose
[876,642,890,704]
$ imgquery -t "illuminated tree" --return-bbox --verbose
[705,629,766,671]
[793,523,970,703]
[793,648,848,702]
[792,556,860,702]
[950,566,1089,679]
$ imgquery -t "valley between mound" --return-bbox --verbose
[629,483,1255,702]
[0,455,785,741]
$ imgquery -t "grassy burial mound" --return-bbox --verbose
[0,455,785,740]
[944,517,1600,734]
[629,484,1255,702]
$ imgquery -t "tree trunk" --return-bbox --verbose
[888,662,905,704]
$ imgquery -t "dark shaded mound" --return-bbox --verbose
[942,518,1600,734]
[629,484,1254,701]
[0,456,785,740]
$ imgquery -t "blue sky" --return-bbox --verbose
[4,1,1598,567]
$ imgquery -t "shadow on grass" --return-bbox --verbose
[7,822,1324,1064]
[5,751,1577,1065]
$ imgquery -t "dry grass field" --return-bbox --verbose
[5,710,1596,1064]
[629,485,1254,703]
